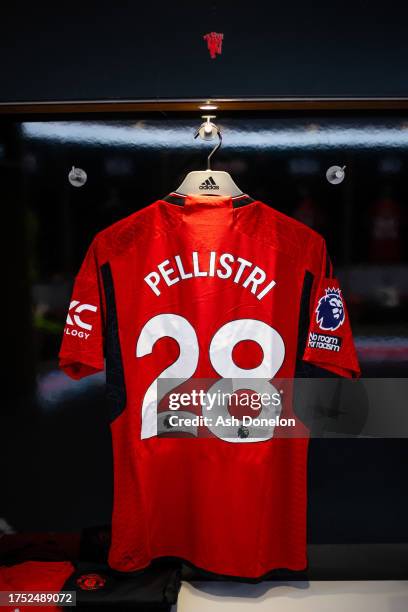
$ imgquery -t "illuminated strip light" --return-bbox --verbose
[21,122,408,150]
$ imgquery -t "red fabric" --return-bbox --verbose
[59,195,360,577]
[0,561,74,611]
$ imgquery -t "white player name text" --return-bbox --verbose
[144,251,276,300]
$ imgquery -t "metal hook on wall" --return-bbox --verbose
[194,115,222,171]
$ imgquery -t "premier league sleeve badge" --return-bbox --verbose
[315,287,346,331]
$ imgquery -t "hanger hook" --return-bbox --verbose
[193,119,222,170]
[207,129,222,170]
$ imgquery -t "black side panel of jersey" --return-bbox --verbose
[325,251,333,277]
[295,270,314,373]
[101,262,126,422]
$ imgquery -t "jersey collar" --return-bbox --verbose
[162,192,255,208]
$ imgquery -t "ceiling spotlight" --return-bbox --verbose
[199,100,218,110]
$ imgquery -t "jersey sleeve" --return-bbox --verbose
[59,239,105,379]
[302,239,361,378]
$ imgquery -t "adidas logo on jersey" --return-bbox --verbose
[199,176,219,190]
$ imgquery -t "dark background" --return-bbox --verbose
[1,0,408,577]
[2,114,408,548]
[1,0,408,101]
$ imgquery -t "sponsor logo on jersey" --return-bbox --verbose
[199,176,219,190]
[64,300,97,339]
[315,287,345,331]
[76,573,107,590]
[66,300,97,330]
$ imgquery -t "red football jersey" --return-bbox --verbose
[59,194,360,578]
